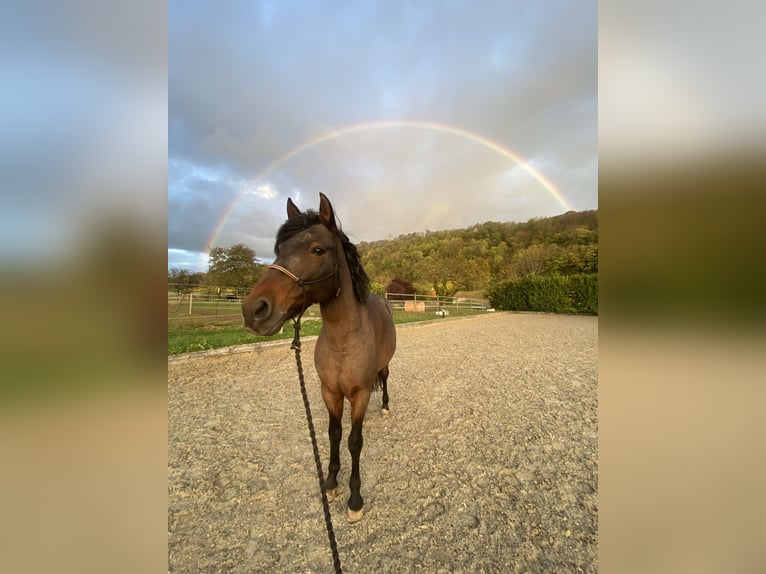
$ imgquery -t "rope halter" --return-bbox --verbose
[268,260,340,295]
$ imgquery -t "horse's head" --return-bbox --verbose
[243,193,341,335]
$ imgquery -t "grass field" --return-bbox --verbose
[168,300,485,355]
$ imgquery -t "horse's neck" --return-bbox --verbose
[319,249,364,330]
[320,291,362,328]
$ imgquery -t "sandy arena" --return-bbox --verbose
[168,312,598,573]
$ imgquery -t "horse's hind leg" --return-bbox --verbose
[379,366,390,416]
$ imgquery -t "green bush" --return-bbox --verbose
[568,273,598,314]
[488,280,527,311]
[525,274,570,313]
[488,274,597,315]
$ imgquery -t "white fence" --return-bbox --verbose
[168,284,489,318]
[384,293,489,312]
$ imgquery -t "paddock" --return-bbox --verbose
[168,312,598,573]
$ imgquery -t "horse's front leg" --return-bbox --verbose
[347,390,371,523]
[322,388,343,499]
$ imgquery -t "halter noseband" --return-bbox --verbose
[268,261,340,296]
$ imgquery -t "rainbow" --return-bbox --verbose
[207,120,572,249]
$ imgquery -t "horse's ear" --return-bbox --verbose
[286,197,301,219]
[318,193,337,230]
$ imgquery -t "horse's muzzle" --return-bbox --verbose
[242,296,285,336]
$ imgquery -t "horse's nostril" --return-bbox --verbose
[253,298,270,320]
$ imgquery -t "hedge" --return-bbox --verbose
[487,274,598,315]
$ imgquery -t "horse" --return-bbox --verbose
[242,193,396,523]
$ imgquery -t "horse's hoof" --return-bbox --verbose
[346,506,365,524]
[325,488,338,501]
[381,408,390,417]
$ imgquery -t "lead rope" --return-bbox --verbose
[290,313,343,574]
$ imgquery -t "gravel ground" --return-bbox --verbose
[168,312,598,573]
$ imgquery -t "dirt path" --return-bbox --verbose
[168,312,598,573]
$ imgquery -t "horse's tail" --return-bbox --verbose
[372,372,383,393]
[372,365,390,393]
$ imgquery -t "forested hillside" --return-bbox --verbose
[357,210,597,296]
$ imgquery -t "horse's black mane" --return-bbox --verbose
[275,210,370,304]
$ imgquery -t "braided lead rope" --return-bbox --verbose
[290,315,343,574]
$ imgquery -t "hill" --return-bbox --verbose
[357,209,598,296]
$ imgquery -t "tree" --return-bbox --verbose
[207,243,263,291]
[386,277,416,299]
[357,209,597,292]
[511,244,548,277]
[168,268,205,294]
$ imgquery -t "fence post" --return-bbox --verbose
[189,293,193,315]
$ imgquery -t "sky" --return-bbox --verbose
[168,0,597,272]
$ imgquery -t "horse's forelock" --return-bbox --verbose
[274,210,322,254]
[273,209,370,303]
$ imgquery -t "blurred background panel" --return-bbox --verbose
[0,1,167,573]
[599,1,766,572]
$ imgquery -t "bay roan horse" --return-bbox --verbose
[242,193,396,523]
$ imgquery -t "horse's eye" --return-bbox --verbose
[311,247,326,255]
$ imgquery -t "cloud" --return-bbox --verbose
[249,183,278,200]
[168,1,598,269]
